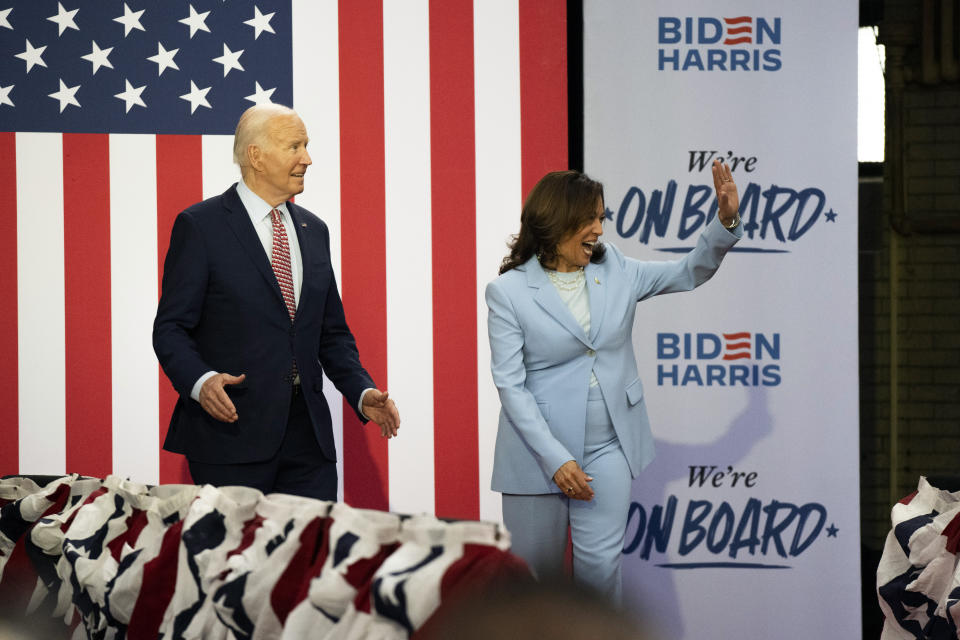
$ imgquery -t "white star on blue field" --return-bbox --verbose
[0,2,293,134]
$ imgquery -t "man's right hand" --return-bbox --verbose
[199,373,246,422]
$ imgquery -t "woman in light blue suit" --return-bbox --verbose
[486,160,742,603]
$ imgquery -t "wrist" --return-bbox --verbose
[722,211,740,230]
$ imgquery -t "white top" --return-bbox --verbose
[544,267,599,388]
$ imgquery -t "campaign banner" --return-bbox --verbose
[584,1,860,637]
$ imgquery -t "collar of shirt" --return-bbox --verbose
[235,178,303,307]
[236,178,290,228]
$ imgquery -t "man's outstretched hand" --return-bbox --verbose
[199,373,246,422]
[362,389,400,438]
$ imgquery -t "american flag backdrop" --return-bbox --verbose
[0,0,568,524]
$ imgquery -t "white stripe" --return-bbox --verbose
[383,0,434,515]
[292,0,342,279]
[474,0,522,524]
[201,135,239,200]
[17,133,66,475]
[291,0,345,500]
[110,134,159,484]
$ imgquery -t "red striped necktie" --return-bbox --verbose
[271,209,299,382]
[270,208,296,323]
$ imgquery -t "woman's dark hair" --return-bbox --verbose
[498,170,606,275]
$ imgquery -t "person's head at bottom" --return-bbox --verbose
[424,577,651,640]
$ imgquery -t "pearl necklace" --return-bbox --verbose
[545,267,585,292]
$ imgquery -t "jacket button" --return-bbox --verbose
[586,349,596,356]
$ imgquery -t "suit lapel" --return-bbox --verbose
[526,257,592,348]
[222,185,287,309]
[288,204,316,324]
[585,261,606,342]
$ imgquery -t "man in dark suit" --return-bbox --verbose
[153,103,399,500]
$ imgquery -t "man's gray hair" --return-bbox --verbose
[233,103,298,169]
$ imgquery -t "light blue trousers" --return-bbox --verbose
[502,385,632,605]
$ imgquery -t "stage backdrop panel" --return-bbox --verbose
[0,0,569,524]
[584,1,860,637]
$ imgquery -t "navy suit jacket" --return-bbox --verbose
[153,184,373,465]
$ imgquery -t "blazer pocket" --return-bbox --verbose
[537,401,550,421]
[625,377,644,406]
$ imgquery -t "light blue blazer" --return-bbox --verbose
[486,216,742,494]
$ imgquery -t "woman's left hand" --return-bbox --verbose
[553,460,594,501]
[711,158,740,226]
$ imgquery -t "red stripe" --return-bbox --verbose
[726,26,752,35]
[942,512,960,554]
[270,516,325,623]
[898,490,918,505]
[0,133,17,475]
[430,0,479,520]
[156,135,203,485]
[724,16,753,25]
[63,134,113,479]
[519,0,569,197]
[349,544,401,613]
[107,508,148,560]
[339,0,389,510]
[225,513,266,562]
[722,353,750,361]
[723,37,752,45]
[723,332,750,340]
[127,519,184,640]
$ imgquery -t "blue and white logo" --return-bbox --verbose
[658,16,782,71]
[656,331,781,387]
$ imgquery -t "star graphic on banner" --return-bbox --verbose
[826,523,839,537]
[180,5,211,39]
[15,39,47,73]
[114,3,145,37]
[244,81,275,104]
[114,79,146,113]
[49,78,81,113]
[81,41,114,74]
[212,43,244,77]
[825,208,838,222]
[244,6,275,39]
[47,3,79,36]
[180,80,211,113]
[0,8,12,30]
[0,84,13,107]
[902,600,932,625]
[147,42,180,76]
